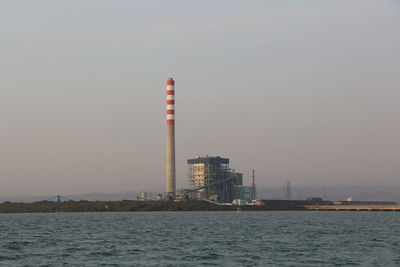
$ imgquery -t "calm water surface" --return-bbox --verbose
[0,211,399,266]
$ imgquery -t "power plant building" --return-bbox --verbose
[187,156,242,202]
[162,78,255,203]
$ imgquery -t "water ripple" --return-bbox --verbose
[0,211,399,266]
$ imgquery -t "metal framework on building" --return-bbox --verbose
[187,156,241,203]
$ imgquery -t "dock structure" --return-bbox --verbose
[305,205,400,211]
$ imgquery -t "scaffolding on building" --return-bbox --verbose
[187,156,242,203]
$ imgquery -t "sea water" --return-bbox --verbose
[0,211,399,266]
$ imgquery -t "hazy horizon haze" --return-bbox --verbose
[1,0,399,197]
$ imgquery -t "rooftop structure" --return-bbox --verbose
[187,156,229,165]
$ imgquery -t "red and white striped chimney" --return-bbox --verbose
[165,78,176,196]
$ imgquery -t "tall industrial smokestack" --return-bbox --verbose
[166,78,176,197]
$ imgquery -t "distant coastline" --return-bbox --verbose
[0,200,306,213]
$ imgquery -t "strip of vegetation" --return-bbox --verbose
[0,200,306,213]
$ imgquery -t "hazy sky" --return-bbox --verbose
[1,0,399,196]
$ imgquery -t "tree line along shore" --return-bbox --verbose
[0,200,306,213]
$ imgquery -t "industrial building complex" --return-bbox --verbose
[10,77,395,212]
[1,78,398,212]
[163,77,256,203]
[176,155,256,203]
[186,156,255,203]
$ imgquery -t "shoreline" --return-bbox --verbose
[0,200,305,213]
[2,200,398,213]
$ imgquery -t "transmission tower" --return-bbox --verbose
[252,169,256,200]
[285,180,292,200]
